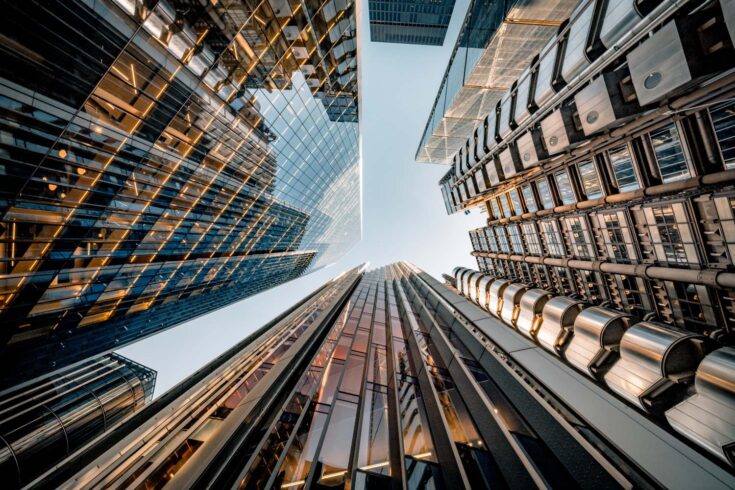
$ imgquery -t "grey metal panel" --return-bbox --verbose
[604,321,705,410]
[511,347,735,489]
[498,145,523,179]
[513,67,534,126]
[517,130,547,169]
[724,0,735,46]
[485,158,502,186]
[574,70,641,135]
[516,289,553,339]
[534,37,561,108]
[500,283,529,327]
[488,279,512,317]
[537,296,585,355]
[600,0,642,48]
[627,21,691,105]
[666,346,735,465]
[477,275,495,309]
[565,306,631,377]
[498,94,514,140]
[561,0,596,83]
[540,106,583,155]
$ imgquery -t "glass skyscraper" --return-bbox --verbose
[368,0,456,45]
[0,352,155,488]
[32,263,735,489]
[0,0,360,387]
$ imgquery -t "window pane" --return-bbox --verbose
[536,179,555,209]
[608,145,639,192]
[554,170,576,205]
[521,184,537,212]
[651,124,690,182]
[509,189,523,215]
[710,102,735,169]
[577,161,603,199]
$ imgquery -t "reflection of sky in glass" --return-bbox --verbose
[252,72,361,271]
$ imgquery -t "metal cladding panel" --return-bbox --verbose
[517,130,543,169]
[498,95,514,140]
[498,145,522,179]
[459,183,467,202]
[485,159,501,186]
[561,1,595,83]
[476,168,488,193]
[513,67,534,125]
[600,0,642,48]
[666,347,735,464]
[725,0,735,45]
[540,108,571,154]
[534,38,561,108]
[576,75,618,135]
[627,21,692,105]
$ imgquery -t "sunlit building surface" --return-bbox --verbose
[368,0,456,45]
[0,0,361,387]
[0,352,155,488]
[28,263,735,489]
[428,0,735,480]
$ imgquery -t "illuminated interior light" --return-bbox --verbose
[77,167,86,175]
[321,470,347,480]
[48,184,58,191]
[58,149,67,159]
[359,461,389,471]
[280,480,305,488]
[413,452,432,459]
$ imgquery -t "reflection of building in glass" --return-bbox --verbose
[0,352,155,488]
[36,264,734,489]
[369,0,456,45]
[0,0,360,386]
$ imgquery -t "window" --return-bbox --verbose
[522,223,542,255]
[484,228,499,252]
[576,270,606,302]
[616,275,653,318]
[540,220,565,257]
[551,267,574,295]
[536,178,555,209]
[496,227,511,253]
[490,199,501,220]
[554,170,576,205]
[576,161,603,199]
[646,204,699,266]
[608,144,640,192]
[508,189,523,216]
[521,184,537,212]
[564,216,595,259]
[667,282,715,331]
[507,224,524,254]
[600,211,637,263]
[650,123,691,182]
[710,101,735,169]
[499,196,512,218]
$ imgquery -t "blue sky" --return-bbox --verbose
[119,0,485,396]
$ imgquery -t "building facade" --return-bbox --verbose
[427,0,735,482]
[29,263,735,490]
[0,0,361,386]
[368,0,456,45]
[0,352,155,488]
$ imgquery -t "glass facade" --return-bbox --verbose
[49,262,692,490]
[0,352,155,487]
[0,0,361,386]
[368,0,456,46]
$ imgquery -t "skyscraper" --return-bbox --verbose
[0,352,155,488]
[368,0,457,45]
[0,0,361,386]
[32,264,734,489]
[423,0,735,481]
